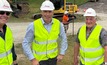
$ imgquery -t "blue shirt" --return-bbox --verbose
[22,18,68,60]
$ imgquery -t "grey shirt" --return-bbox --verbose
[76,24,107,47]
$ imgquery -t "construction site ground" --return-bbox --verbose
[7,0,107,64]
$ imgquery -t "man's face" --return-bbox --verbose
[85,16,96,28]
[41,10,53,23]
[0,11,11,25]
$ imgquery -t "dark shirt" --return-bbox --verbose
[0,24,17,61]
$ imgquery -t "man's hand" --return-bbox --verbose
[74,57,78,65]
[31,58,39,65]
[13,60,18,65]
[57,54,64,62]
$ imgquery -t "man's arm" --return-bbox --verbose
[22,22,35,60]
[74,28,80,65]
[57,23,68,61]
[74,42,80,65]
[104,46,107,62]
[11,44,18,65]
[100,28,107,65]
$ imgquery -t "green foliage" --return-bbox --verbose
[28,0,44,13]
[67,0,88,5]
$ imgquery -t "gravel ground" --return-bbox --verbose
[7,22,31,44]
[7,0,107,44]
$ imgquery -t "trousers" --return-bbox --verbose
[39,57,57,65]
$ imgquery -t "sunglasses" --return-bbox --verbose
[0,11,11,16]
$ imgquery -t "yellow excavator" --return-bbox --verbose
[51,0,78,15]
[33,0,78,20]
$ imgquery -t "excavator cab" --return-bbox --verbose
[50,0,78,15]
[50,0,64,10]
[50,0,77,21]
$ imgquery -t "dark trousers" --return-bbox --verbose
[39,57,57,65]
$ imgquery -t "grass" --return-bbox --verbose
[68,0,89,6]
[15,35,76,65]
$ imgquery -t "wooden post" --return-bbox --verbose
[72,0,75,36]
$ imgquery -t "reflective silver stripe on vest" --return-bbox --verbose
[33,48,57,55]
[81,55,103,62]
[34,40,57,44]
[80,46,102,52]
[0,50,11,58]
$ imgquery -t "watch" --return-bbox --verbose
[105,62,107,65]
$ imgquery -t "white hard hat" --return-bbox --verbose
[84,8,96,16]
[64,11,68,14]
[40,0,55,11]
[0,0,13,12]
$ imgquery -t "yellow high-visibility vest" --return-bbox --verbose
[78,24,104,65]
[0,26,13,65]
[32,18,60,61]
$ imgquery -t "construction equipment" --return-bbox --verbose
[33,0,78,21]
[7,0,30,18]
[51,0,78,16]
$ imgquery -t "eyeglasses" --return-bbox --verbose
[0,11,11,16]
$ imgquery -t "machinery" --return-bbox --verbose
[51,0,78,16]
[7,0,30,18]
[33,0,78,20]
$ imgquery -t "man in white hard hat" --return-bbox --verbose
[74,8,107,65]
[0,0,18,65]
[62,11,69,33]
[22,0,68,65]
[62,11,76,33]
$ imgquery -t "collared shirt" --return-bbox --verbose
[22,18,68,60]
[76,24,107,47]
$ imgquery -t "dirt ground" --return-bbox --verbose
[6,0,107,64]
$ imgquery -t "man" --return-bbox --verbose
[62,11,76,33]
[0,0,18,65]
[22,0,68,65]
[62,11,69,33]
[74,8,107,65]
